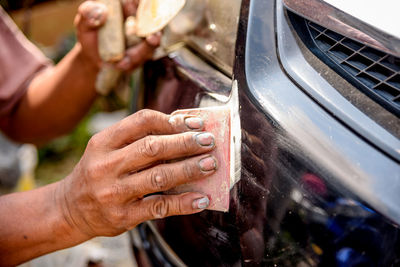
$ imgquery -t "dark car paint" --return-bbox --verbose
[132,0,400,266]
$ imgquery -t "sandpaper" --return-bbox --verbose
[168,106,231,212]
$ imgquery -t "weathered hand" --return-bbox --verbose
[73,1,107,70]
[116,0,161,71]
[74,0,161,72]
[60,110,216,238]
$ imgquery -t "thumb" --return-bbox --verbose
[74,1,108,31]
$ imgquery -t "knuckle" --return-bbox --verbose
[87,133,102,149]
[149,167,173,191]
[151,197,169,219]
[135,109,157,124]
[109,208,126,225]
[182,162,196,180]
[97,184,126,206]
[140,136,164,158]
[110,122,127,142]
[131,110,152,130]
[85,157,117,180]
[78,1,97,21]
[134,109,148,118]
[134,109,167,132]
[85,164,98,180]
[96,187,114,205]
[77,1,90,14]
[111,183,129,198]
[178,134,194,152]
[83,160,102,180]
[176,199,184,215]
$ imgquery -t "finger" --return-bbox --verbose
[101,109,205,148]
[121,0,138,17]
[119,154,217,198]
[118,131,215,173]
[145,32,162,46]
[131,193,210,222]
[75,1,108,30]
[74,1,108,69]
[115,33,161,71]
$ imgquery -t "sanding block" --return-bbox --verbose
[96,0,186,95]
[168,106,231,212]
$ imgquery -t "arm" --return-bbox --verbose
[0,182,87,265]
[3,44,98,144]
[0,1,160,144]
[0,110,216,266]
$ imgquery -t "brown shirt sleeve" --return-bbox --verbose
[0,7,51,118]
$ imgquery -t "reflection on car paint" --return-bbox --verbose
[131,0,400,265]
[133,45,400,267]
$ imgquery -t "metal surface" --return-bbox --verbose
[248,0,400,227]
[275,0,400,161]
[132,0,400,265]
[135,47,241,267]
[169,47,232,99]
[283,0,400,58]
[165,0,242,76]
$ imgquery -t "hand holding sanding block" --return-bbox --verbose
[168,106,231,212]
[96,0,186,95]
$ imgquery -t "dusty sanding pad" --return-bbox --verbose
[168,106,231,212]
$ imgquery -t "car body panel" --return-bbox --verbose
[132,0,400,266]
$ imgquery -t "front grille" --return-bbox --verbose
[288,13,400,117]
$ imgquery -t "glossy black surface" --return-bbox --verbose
[133,0,400,266]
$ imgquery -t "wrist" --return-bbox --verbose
[53,178,92,245]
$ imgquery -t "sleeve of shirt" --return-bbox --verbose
[0,7,52,118]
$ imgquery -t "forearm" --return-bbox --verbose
[0,181,88,266]
[4,44,99,144]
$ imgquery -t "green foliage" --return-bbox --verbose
[35,108,94,184]
[37,112,92,163]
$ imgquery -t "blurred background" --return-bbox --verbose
[0,1,134,266]
[1,0,129,189]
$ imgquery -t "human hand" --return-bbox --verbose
[74,0,161,71]
[59,110,217,239]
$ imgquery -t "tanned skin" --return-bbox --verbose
[0,1,215,266]
[0,1,159,144]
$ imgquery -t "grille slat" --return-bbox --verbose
[305,20,400,115]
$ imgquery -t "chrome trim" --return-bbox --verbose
[283,0,400,58]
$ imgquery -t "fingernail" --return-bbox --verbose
[185,117,203,130]
[89,6,106,26]
[116,56,131,70]
[199,156,217,172]
[192,196,210,209]
[195,132,215,147]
